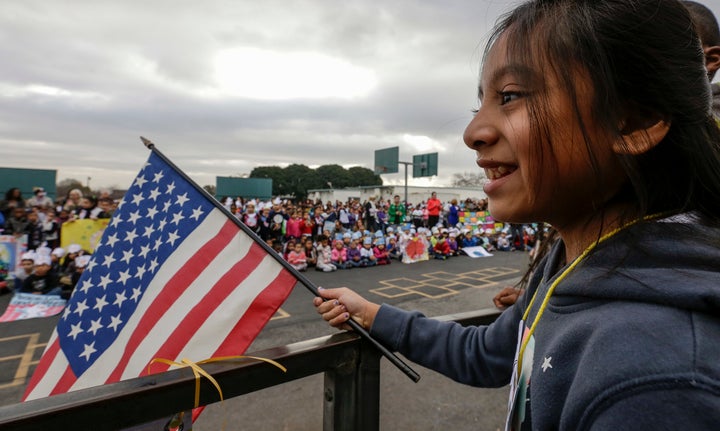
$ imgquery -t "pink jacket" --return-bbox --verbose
[331,247,347,262]
[287,250,307,265]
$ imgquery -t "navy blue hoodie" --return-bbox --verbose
[371,214,720,430]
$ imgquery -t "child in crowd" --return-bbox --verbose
[460,230,478,249]
[14,252,35,289]
[331,240,348,269]
[447,232,459,256]
[346,238,363,268]
[387,236,401,260]
[302,237,317,269]
[314,235,336,272]
[495,232,511,251]
[314,1,720,428]
[432,236,451,260]
[20,254,61,296]
[359,237,377,267]
[42,208,60,248]
[50,247,65,275]
[25,209,44,251]
[286,242,308,272]
[373,238,391,265]
[60,244,83,276]
[241,202,260,234]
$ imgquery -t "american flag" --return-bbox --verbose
[23,150,297,400]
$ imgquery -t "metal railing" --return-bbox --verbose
[0,308,501,431]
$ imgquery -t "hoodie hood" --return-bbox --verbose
[543,213,720,315]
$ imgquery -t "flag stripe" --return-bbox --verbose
[142,242,268,373]
[49,364,78,396]
[23,334,61,398]
[213,269,297,357]
[104,216,239,383]
[117,230,256,380]
[151,254,291,372]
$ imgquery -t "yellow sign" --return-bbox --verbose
[60,219,110,253]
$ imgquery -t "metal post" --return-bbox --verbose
[404,162,409,209]
[399,161,412,211]
[323,340,381,431]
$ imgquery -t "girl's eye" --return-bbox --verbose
[499,91,523,105]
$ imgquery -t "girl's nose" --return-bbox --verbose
[463,108,498,151]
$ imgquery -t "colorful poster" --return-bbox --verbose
[458,211,498,232]
[60,219,110,252]
[0,235,17,282]
[0,293,67,322]
[402,238,429,264]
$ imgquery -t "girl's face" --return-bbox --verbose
[464,34,625,228]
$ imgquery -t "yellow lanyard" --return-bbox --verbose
[515,214,663,378]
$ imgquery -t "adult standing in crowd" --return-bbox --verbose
[426,191,442,228]
[26,187,54,210]
[0,187,25,219]
[388,195,406,226]
[446,199,460,228]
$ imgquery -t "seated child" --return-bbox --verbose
[315,235,337,272]
[460,230,478,249]
[14,252,36,289]
[331,240,349,269]
[20,254,62,296]
[303,238,317,269]
[359,237,377,267]
[373,238,391,265]
[447,232,459,256]
[433,236,452,260]
[346,239,363,268]
[387,236,401,260]
[496,232,511,251]
[287,242,308,272]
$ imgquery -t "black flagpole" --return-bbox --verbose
[140,137,421,383]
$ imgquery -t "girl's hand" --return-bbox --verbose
[493,286,524,310]
[313,287,380,331]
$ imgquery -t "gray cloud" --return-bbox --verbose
[0,0,520,190]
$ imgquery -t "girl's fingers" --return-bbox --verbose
[328,311,350,328]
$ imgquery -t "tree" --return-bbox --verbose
[249,166,286,196]
[451,172,487,187]
[316,164,351,189]
[249,164,384,199]
[346,166,382,187]
[203,185,216,196]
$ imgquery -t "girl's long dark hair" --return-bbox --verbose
[488,0,720,287]
[489,0,720,224]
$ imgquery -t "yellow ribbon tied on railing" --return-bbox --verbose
[150,355,287,408]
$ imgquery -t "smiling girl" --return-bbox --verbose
[314,0,720,429]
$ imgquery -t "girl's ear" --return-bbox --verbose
[613,118,670,155]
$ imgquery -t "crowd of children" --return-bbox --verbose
[5,243,90,299]
[222,196,539,273]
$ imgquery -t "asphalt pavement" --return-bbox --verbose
[0,250,529,430]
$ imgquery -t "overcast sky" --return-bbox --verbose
[2,0,719,191]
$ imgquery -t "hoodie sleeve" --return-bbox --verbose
[369,303,522,387]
